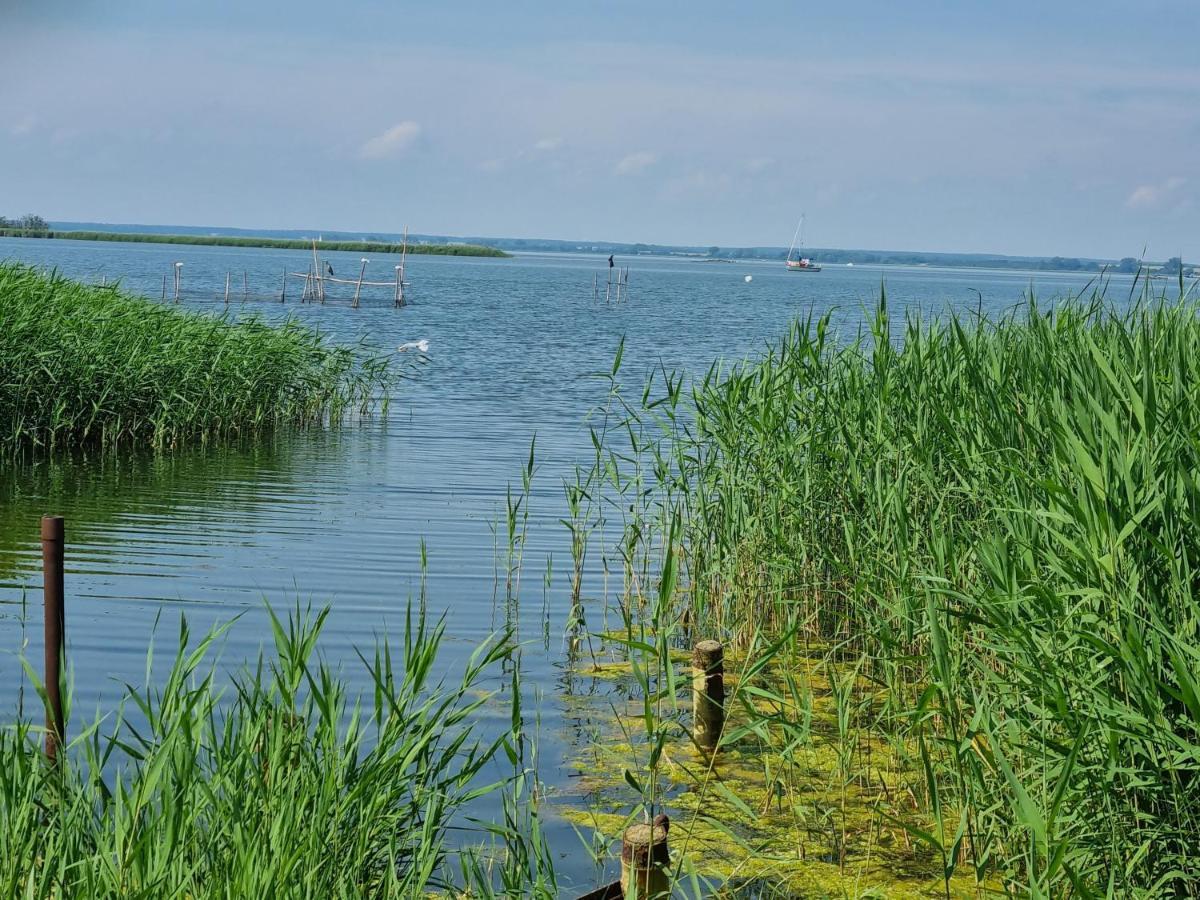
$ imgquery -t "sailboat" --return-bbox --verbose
[785,214,822,272]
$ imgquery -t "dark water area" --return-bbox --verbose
[0,236,1135,890]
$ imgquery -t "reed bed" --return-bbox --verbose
[0,605,557,898]
[0,229,509,257]
[575,285,1200,896]
[0,264,393,452]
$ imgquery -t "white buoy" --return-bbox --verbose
[744,275,753,283]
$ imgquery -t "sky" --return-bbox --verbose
[2,0,1198,258]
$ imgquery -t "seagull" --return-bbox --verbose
[326,263,334,277]
[608,254,614,268]
[397,339,430,354]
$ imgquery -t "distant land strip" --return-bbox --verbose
[0,229,510,258]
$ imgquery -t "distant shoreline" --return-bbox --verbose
[0,229,510,258]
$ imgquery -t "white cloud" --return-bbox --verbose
[533,137,562,151]
[615,150,658,175]
[1126,176,1186,209]
[359,121,422,159]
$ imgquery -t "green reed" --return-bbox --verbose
[0,264,394,453]
[0,229,510,257]
[574,280,1200,896]
[0,603,538,897]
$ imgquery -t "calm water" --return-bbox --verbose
[0,236,1127,890]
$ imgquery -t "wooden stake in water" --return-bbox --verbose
[281,269,287,302]
[174,262,182,301]
[400,226,408,293]
[41,515,65,765]
[162,274,167,300]
[621,817,670,898]
[353,257,369,308]
[692,640,725,753]
[311,239,323,302]
[394,265,403,307]
[243,270,248,300]
[225,272,230,304]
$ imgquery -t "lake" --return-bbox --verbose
[0,236,1128,891]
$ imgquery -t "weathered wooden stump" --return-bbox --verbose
[621,816,670,898]
[692,639,725,752]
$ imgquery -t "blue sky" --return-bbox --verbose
[3,1,1198,257]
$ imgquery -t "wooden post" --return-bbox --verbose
[692,640,725,752]
[394,266,403,307]
[41,515,65,765]
[353,258,368,308]
[174,262,182,301]
[311,239,324,302]
[224,272,230,304]
[161,274,167,300]
[243,270,248,300]
[281,269,287,302]
[621,817,670,898]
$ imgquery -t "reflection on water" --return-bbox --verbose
[0,236,1131,891]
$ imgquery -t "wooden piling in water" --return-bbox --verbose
[353,258,368,308]
[243,270,248,300]
[281,269,287,302]
[173,262,182,301]
[224,272,230,304]
[692,640,725,753]
[621,817,670,898]
[161,274,167,300]
[41,515,65,765]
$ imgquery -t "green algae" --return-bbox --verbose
[554,642,1001,899]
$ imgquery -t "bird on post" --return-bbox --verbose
[326,263,334,277]
[608,254,615,268]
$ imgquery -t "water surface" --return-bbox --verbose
[0,236,1128,890]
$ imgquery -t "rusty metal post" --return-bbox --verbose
[692,640,725,753]
[41,515,65,764]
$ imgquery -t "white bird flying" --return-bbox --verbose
[397,339,430,353]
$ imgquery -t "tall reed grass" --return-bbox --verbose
[579,284,1200,896]
[0,604,550,897]
[0,264,393,452]
[0,230,509,257]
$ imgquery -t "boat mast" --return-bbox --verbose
[786,214,804,264]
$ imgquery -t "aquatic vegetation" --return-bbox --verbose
[0,229,510,257]
[0,264,394,452]
[562,283,1200,896]
[0,604,551,898]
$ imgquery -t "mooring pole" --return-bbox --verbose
[243,270,248,300]
[174,262,182,301]
[281,269,287,302]
[394,265,403,307]
[621,816,670,898]
[161,274,167,300]
[224,272,230,304]
[692,640,725,753]
[41,515,65,765]
[353,257,369,308]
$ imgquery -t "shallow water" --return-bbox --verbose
[0,236,1131,892]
